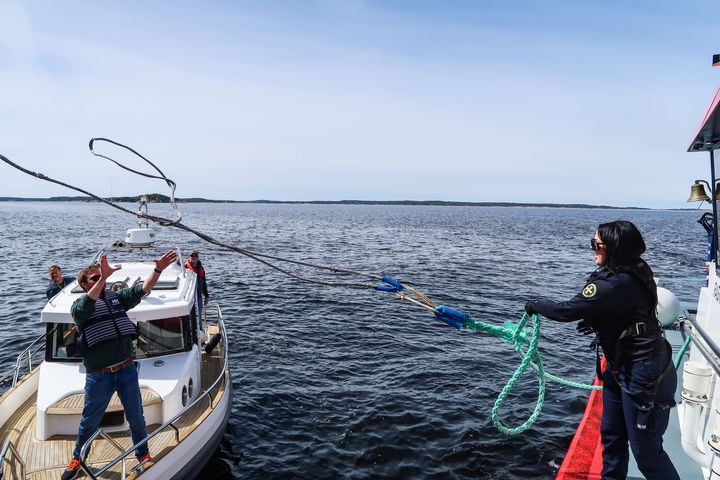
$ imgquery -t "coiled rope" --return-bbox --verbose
[432,307,600,434]
[0,139,609,435]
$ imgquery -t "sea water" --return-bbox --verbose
[0,202,707,479]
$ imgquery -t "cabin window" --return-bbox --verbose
[46,316,192,362]
[47,323,83,362]
[135,316,191,358]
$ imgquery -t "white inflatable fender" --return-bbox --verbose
[657,286,682,327]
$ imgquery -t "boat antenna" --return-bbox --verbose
[138,195,149,229]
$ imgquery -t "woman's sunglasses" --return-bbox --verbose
[590,238,605,252]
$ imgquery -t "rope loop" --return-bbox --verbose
[439,309,602,434]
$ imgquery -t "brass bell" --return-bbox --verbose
[688,182,711,202]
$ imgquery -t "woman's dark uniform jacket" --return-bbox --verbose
[529,257,680,479]
[531,261,667,371]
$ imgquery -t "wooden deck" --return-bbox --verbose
[0,349,226,479]
[48,389,161,415]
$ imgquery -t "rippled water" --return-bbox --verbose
[0,202,708,479]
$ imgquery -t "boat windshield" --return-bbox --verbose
[47,316,191,362]
[135,316,189,358]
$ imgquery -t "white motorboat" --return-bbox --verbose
[0,219,231,479]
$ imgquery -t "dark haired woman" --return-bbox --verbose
[526,220,679,480]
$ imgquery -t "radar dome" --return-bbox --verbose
[125,228,156,247]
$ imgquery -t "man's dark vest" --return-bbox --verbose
[77,289,138,354]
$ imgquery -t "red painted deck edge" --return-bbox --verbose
[555,357,606,480]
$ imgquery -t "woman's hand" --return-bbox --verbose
[576,319,594,335]
[525,300,537,315]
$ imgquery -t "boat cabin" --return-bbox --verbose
[36,255,203,441]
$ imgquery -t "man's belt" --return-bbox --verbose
[97,358,134,373]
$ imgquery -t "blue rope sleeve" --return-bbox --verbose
[374,276,405,293]
[434,305,470,330]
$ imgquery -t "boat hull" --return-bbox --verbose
[168,378,233,480]
[139,373,233,480]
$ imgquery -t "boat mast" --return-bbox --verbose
[711,148,719,269]
[688,54,720,268]
[709,54,720,269]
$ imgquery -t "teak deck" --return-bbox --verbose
[0,349,225,479]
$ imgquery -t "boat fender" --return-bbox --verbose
[204,333,222,354]
[657,287,681,328]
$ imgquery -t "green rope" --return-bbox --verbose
[460,313,693,435]
[674,335,692,370]
[491,313,546,434]
[462,313,690,435]
[462,313,600,435]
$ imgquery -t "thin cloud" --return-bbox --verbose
[0,1,716,208]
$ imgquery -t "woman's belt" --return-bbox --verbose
[621,320,661,337]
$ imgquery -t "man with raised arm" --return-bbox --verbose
[61,250,177,480]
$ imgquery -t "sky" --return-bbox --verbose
[0,0,718,208]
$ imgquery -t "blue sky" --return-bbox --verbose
[0,0,718,208]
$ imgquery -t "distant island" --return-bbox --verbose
[0,193,645,209]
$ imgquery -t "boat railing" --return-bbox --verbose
[79,304,229,479]
[78,429,128,478]
[683,314,720,377]
[0,439,26,479]
[0,327,51,391]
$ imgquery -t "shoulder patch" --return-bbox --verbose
[582,283,597,298]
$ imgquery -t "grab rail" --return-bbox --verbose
[683,315,720,377]
[79,430,127,478]
[0,327,53,389]
[0,440,26,479]
[80,304,229,479]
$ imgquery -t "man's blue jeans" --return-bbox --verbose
[72,362,148,460]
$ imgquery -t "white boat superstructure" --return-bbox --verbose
[676,265,720,479]
[545,58,720,480]
[0,233,231,479]
[665,59,720,480]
